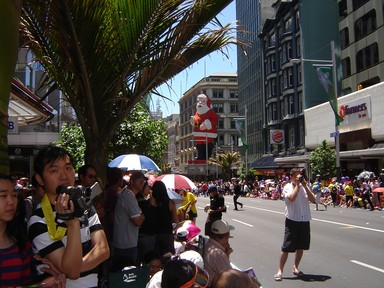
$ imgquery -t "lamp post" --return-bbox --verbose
[290,41,340,179]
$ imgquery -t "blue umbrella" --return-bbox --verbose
[108,154,160,171]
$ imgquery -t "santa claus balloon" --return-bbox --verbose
[190,94,218,161]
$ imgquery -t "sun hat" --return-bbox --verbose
[211,220,234,235]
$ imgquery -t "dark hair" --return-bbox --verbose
[34,146,75,176]
[78,164,96,177]
[143,250,162,265]
[152,181,170,207]
[106,167,123,188]
[0,174,28,251]
[161,259,196,288]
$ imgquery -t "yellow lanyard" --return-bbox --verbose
[41,194,67,240]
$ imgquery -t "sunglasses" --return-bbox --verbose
[180,266,209,288]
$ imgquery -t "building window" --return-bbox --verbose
[352,0,369,11]
[229,90,238,98]
[342,57,351,78]
[340,27,349,49]
[287,41,292,60]
[230,104,238,113]
[271,55,276,72]
[269,33,276,47]
[298,64,302,83]
[296,37,301,58]
[284,18,292,33]
[212,103,224,113]
[230,120,236,129]
[339,0,347,20]
[212,89,223,98]
[289,127,295,149]
[218,119,224,129]
[218,135,224,146]
[295,11,300,31]
[271,78,276,96]
[298,92,303,113]
[355,10,376,41]
[356,43,379,72]
[280,100,285,118]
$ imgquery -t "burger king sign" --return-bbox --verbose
[270,129,284,144]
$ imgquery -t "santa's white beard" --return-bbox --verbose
[197,105,210,115]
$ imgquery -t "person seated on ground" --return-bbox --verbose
[174,227,189,256]
[161,259,209,288]
[146,250,204,288]
[211,269,260,288]
[203,220,234,286]
[143,251,163,278]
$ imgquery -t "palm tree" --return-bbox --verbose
[19,0,241,182]
[0,1,22,174]
[208,151,241,179]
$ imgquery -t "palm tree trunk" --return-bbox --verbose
[0,1,22,174]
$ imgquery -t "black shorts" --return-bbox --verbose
[281,218,311,253]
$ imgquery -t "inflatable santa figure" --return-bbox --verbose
[190,94,218,160]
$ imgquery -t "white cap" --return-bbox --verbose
[179,250,204,269]
[176,227,189,238]
[211,220,234,235]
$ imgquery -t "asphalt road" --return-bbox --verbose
[194,195,384,288]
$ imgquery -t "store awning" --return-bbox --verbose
[250,155,281,169]
[9,78,54,126]
[340,146,384,159]
[274,154,310,165]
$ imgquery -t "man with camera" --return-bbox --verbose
[28,146,110,288]
[274,168,315,281]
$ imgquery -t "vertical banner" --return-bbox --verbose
[235,118,248,151]
[316,66,344,126]
[270,129,284,144]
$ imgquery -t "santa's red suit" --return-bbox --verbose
[192,109,218,144]
[190,94,218,160]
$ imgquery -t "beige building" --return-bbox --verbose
[178,74,239,178]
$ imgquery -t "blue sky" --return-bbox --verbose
[154,1,237,117]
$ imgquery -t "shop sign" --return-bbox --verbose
[339,96,371,125]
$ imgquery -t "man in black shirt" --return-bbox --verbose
[204,185,226,235]
[233,180,243,210]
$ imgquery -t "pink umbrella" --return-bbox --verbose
[153,174,197,191]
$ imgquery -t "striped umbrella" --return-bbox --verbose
[153,174,197,191]
[108,154,160,171]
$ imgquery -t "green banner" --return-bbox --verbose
[316,67,344,126]
[235,118,248,151]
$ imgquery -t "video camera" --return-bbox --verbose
[56,182,103,220]
[298,168,308,183]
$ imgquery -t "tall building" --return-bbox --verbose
[178,74,239,178]
[339,0,384,93]
[236,0,275,166]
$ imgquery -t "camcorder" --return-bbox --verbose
[298,168,308,183]
[56,182,103,220]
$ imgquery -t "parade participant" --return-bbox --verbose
[312,176,326,210]
[274,168,315,281]
[176,188,198,222]
[28,146,109,287]
[190,94,218,160]
[233,179,243,210]
[203,220,234,286]
[204,185,226,236]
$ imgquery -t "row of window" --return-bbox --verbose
[265,37,301,74]
[341,42,379,77]
[340,9,377,49]
[266,93,303,123]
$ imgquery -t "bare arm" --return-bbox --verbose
[80,229,110,273]
[169,200,179,224]
[131,213,145,226]
[302,181,316,203]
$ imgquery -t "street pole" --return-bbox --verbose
[206,132,209,179]
[331,41,341,181]
[245,107,248,173]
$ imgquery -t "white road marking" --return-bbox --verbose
[313,218,384,233]
[231,219,254,227]
[350,260,384,273]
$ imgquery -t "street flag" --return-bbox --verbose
[316,66,344,126]
[235,118,248,151]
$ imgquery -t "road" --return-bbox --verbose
[194,195,384,288]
